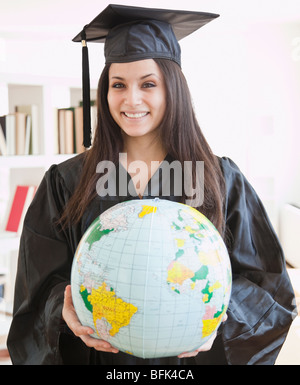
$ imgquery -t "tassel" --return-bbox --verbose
[81,28,91,148]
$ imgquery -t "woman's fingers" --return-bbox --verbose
[62,285,119,353]
[178,331,217,358]
[80,334,119,353]
[62,285,94,336]
[178,313,228,359]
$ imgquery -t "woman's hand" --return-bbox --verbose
[178,313,228,359]
[62,285,119,354]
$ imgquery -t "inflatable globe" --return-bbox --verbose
[71,198,232,358]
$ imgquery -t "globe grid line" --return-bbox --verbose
[160,207,184,356]
[126,209,146,355]
[151,208,170,357]
[111,221,133,354]
[141,200,156,358]
[174,208,197,350]
[108,205,142,354]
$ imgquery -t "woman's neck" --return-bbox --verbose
[120,135,167,198]
[121,135,167,165]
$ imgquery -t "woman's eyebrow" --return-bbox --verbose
[141,73,157,79]
[110,73,160,80]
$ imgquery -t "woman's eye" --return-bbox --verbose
[142,82,156,88]
[112,83,125,89]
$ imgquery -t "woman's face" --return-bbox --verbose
[107,59,167,141]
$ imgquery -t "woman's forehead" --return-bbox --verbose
[108,59,163,79]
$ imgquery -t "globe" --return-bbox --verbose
[71,198,232,359]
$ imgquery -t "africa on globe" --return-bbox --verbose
[71,198,232,359]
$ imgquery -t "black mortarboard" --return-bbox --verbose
[73,4,219,148]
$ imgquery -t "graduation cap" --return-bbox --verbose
[73,4,219,148]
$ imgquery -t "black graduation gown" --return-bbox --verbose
[7,154,296,365]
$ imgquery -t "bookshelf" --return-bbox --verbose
[0,74,97,308]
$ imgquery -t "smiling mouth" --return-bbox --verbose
[122,112,149,119]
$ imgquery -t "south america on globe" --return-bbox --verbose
[71,198,232,359]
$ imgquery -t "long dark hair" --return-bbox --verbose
[59,59,226,235]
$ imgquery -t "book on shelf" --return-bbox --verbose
[56,101,97,154]
[74,106,84,154]
[0,116,7,156]
[0,104,39,156]
[24,115,32,155]
[4,114,15,156]
[15,112,26,155]
[16,105,39,155]
[5,185,37,235]
[58,108,74,154]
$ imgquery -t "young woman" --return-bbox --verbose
[7,5,295,365]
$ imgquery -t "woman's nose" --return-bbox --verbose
[124,86,142,107]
